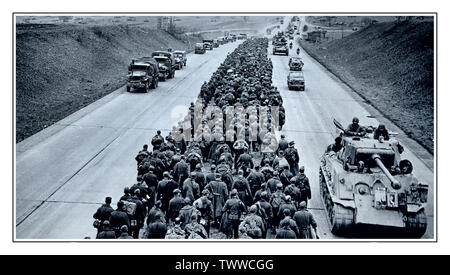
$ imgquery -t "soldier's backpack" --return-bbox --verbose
[122,200,137,216]
[271,192,284,209]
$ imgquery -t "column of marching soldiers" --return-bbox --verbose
[92,38,319,239]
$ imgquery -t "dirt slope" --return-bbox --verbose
[300,20,434,153]
[16,24,202,142]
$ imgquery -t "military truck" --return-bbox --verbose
[126,58,159,92]
[195,43,206,54]
[203,39,214,50]
[273,43,289,56]
[151,51,176,80]
[319,120,428,237]
[287,71,305,91]
[289,57,304,71]
[173,50,187,69]
[238,33,248,40]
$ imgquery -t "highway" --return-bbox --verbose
[15,17,434,239]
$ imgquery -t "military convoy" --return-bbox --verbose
[173,50,187,69]
[195,43,206,54]
[320,120,428,237]
[287,71,305,91]
[152,51,176,81]
[289,57,304,71]
[127,58,159,92]
[203,39,214,50]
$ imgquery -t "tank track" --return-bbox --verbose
[320,168,354,235]
[405,210,427,238]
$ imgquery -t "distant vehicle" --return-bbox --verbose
[173,50,187,69]
[237,33,247,40]
[212,39,220,48]
[127,59,159,92]
[287,71,305,91]
[151,50,176,80]
[195,43,206,54]
[273,43,289,56]
[203,39,214,50]
[289,57,304,71]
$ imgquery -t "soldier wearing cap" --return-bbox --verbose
[146,200,165,226]
[194,164,206,191]
[151,130,165,151]
[182,172,200,203]
[135,144,150,165]
[109,201,130,238]
[345,117,366,137]
[145,212,167,239]
[277,195,297,223]
[173,155,189,185]
[142,168,158,208]
[293,201,318,239]
[239,205,265,239]
[222,189,247,239]
[178,197,200,229]
[120,187,132,202]
[193,189,213,236]
[205,173,229,225]
[167,189,184,222]
[156,171,179,213]
[284,140,300,175]
[232,170,253,206]
[374,124,390,141]
[127,189,146,238]
[117,225,133,239]
[276,209,299,239]
[290,166,311,207]
[266,171,282,193]
[205,164,217,184]
[269,183,286,232]
[93,196,114,236]
[96,220,116,239]
[277,134,289,155]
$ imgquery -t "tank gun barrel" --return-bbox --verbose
[372,154,401,189]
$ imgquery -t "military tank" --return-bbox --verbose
[319,119,428,237]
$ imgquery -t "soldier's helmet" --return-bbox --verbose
[352,117,359,123]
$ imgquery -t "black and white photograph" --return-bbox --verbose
[12,12,437,242]
[12,12,436,242]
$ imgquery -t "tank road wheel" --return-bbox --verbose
[406,210,427,238]
[330,204,354,235]
[320,168,354,235]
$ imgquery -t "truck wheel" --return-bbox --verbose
[127,86,131,92]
